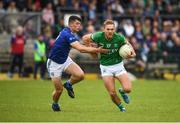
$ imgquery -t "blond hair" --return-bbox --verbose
[103,20,115,27]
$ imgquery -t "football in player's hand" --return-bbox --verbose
[119,44,134,59]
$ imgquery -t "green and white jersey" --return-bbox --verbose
[91,32,126,66]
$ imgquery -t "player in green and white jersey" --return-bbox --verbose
[82,20,136,112]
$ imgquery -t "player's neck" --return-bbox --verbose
[105,35,112,41]
[69,27,77,33]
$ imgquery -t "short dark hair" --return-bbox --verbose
[68,15,82,25]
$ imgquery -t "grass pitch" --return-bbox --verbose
[0,79,180,122]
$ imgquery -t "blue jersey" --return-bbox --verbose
[48,27,78,64]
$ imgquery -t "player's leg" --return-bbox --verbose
[47,59,63,111]
[51,76,63,111]
[40,62,46,80]
[18,54,23,77]
[33,62,39,79]
[51,77,63,111]
[103,76,119,104]
[116,72,132,104]
[65,62,85,84]
[102,76,125,112]
[8,54,16,78]
[64,62,84,98]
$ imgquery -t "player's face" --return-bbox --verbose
[71,20,82,33]
[104,24,115,39]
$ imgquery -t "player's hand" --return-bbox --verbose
[96,46,109,53]
[127,50,136,59]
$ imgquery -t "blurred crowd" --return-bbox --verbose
[0,0,180,16]
[0,0,180,26]
[0,0,180,78]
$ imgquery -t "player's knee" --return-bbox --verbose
[123,87,131,93]
[75,72,85,81]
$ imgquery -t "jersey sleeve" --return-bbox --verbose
[90,32,102,43]
[118,34,126,45]
[66,33,78,44]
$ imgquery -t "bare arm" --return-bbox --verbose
[82,34,99,58]
[125,40,136,58]
[71,41,108,53]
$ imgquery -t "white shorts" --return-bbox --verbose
[100,62,127,77]
[47,57,74,78]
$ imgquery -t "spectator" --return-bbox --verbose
[165,3,173,15]
[142,0,154,16]
[79,0,89,13]
[7,26,26,78]
[105,4,112,19]
[24,20,37,38]
[43,26,54,58]
[145,34,152,48]
[71,0,80,10]
[142,18,151,36]
[171,33,180,64]
[162,20,173,36]
[33,33,46,80]
[86,23,95,34]
[88,0,96,23]
[111,0,124,14]
[127,0,143,14]
[96,0,106,13]
[42,2,54,26]
[15,0,27,12]
[40,0,54,9]
[153,20,160,32]
[32,0,42,11]
[171,32,180,54]
[0,1,6,13]
[57,0,66,7]
[134,21,144,46]
[55,0,67,12]
[53,18,65,38]
[123,19,135,37]
[148,42,162,63]
[151,28,160,43]
[153,10,162,26]
[158,32,170,62]
[130,36,146,76]
[7,1,18,13]
[172,19,180,32]
[154,0,167,14]
[29,3,40,12]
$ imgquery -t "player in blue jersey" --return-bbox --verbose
[47,16,108,111]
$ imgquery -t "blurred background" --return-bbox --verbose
[0,0,179,80]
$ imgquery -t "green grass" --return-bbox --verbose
[0,79,180,122]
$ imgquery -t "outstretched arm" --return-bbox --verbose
[81,34,99,58]
[71,41,108,54]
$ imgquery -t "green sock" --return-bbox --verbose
[117,103,124,109]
